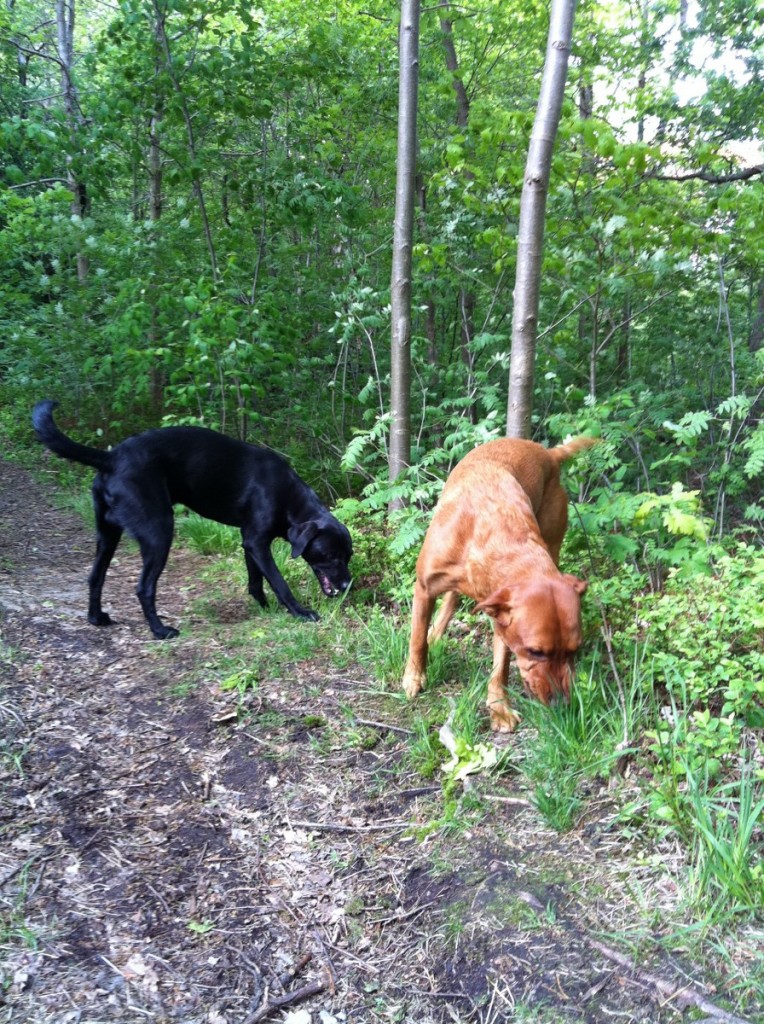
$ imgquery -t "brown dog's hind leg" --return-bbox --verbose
[427,590,460,644]
[402,580,436,699]
[486,626,520,732]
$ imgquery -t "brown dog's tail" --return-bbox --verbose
[549,436,599,464]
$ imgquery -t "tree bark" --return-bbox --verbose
[506,0,576,438]
[389,0,420,498]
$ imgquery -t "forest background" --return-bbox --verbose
[1,0,764,996]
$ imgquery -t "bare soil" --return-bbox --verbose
[0,460,758,1023]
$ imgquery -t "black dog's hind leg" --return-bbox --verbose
[88,485,123,627]
[134,515,178,639]
[242,533,318,621]
[243,547,268,608]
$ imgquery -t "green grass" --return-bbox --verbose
[175,510,241,556]
[683,763,764,918]
[514,651,654,831]
[0,864,40,951]
[209,615,330,694]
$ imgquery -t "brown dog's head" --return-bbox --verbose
[475,575,587,704]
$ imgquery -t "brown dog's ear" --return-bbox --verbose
[475,587,514,618]
[561,573,588,595]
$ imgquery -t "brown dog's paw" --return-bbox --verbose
[489,705,521,733]
[402,666,425,699]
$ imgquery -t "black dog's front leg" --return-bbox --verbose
[243,549,268,608]
[242,536,319,621]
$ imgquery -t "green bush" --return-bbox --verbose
[633,544,764,727]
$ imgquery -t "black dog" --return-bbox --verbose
[32,401,352,639]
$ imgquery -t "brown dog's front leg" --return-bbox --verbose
[428,590,460,644]
[487,626,520,732]
[402,580,435,699]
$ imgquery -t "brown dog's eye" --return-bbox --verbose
[527,648,547,660]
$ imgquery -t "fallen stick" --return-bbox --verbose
[589,940,752,1024]
[355,717,414,736]
[243,976,328,1024]
[290,819,410,833]
[278,952,312,989]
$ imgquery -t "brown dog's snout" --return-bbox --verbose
[519,657,575,705]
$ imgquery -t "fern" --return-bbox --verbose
[340,414,391,472]
[743,423,764,479]
[664,411,712,444]
[716,394,752,420]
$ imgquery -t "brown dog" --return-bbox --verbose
[401,436,596,731]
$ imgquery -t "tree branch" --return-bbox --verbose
[9,178,69,190]
[5,39,65,69]
[652,164,763,184]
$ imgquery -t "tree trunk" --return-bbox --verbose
[149,111,163,223]
[55,0,88,283]
[148,96,165,414]
[7,0,29,88]
[389,0,420,499]
[439,14,470,128]
[506,0,576,439]
[153,0,218,284]
[440,12,478,424]
[749,278,764,353]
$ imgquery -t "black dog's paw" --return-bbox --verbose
[153,625,180,640]
[292,606,320,622]
[89,611,114,627]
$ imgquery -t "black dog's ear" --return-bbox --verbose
[287,521,319,558]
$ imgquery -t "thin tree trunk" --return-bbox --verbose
[506,0,577,438]
[7,0,29,88]
[153,0,218,284]
[440,11,477,423]
[148,96,164,414]
[56,0,88,283]
[389,0,420,499]
[439,13,470,127]
[149,112,163,223]
[749,278,764,353]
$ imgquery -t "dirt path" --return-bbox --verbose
[0,461,754,1023]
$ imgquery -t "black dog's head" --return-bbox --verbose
[288,516,353,597]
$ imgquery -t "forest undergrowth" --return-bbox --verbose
[1,453,762,1024]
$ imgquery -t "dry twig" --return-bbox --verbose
[355,716,414,736]
[278,952,312,989]
[243,976,328,1024]
[290,819,411,833]
[589,940,752,1024]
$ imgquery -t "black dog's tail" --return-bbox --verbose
[32,400,113,472]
